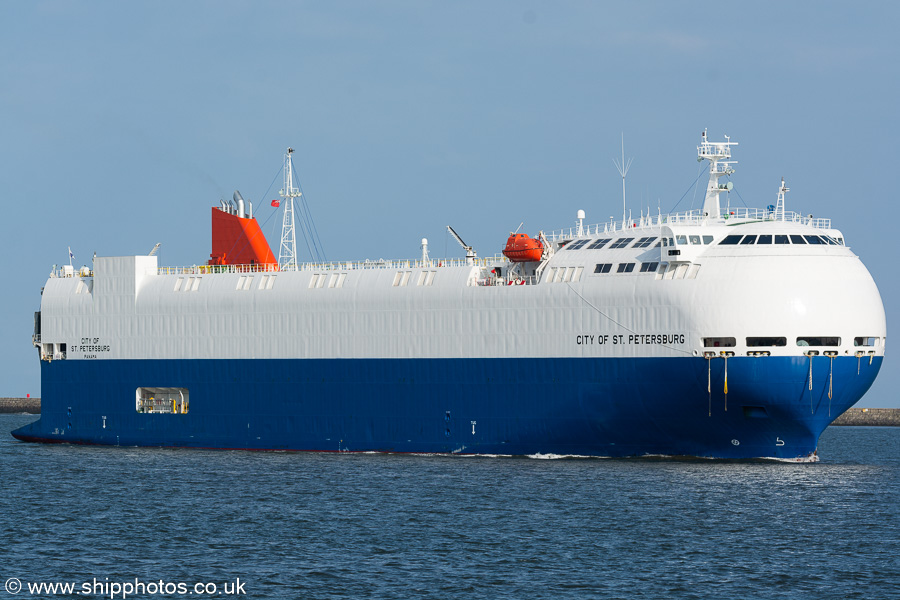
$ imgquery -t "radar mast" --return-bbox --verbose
[697,130,737,220]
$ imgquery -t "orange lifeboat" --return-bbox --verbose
[502,233,544,262]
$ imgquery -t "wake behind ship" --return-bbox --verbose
[14,134,886,459]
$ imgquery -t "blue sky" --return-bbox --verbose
[1,1,897,407]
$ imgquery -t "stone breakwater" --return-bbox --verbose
[830,408,900,426]
[0,398,41,414]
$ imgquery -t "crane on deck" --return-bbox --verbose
[446,225,477,266]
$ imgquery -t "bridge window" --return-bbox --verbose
[757,235,773,244]
[774,235,790,244]
[609,238,634,249]
[790,235,807,244]
[565,239,591,250]
[804,235,825,245]
[702,235,713,244]
[740,235,757,245]
[854,337,879,347]
[719,235,742,245]
[633,237,657,248]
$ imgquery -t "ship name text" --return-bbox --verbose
[576,334,686,346]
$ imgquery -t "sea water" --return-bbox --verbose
[0,415,897,600]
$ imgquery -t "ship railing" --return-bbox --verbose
[49,265,94,278]
[158,263,280,276]
[545,208,832,241]
[157,255,510,276]
[476,275,536,287]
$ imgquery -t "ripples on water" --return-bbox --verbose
[1,415,897,600]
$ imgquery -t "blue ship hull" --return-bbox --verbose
[12,355,882,459]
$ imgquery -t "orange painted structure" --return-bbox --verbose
[208,207,277,267]
[502,233,543,262]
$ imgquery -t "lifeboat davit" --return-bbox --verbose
[502,233,544,262]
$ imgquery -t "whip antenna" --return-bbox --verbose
[613,133,633,224]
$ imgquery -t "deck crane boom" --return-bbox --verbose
[446,225,477,265]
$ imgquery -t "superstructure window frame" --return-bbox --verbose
[632,236,657,249]
[797,336,841,347]
[703,337,736,348]
[609,238,635,249]
[593,263,612,274]
[747,336,787,347]
[564,239,591,250]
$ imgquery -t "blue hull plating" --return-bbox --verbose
[13,356,882,459]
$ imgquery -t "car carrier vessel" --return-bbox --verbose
[13,133,886,460]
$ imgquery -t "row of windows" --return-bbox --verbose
[174,277,201,292]
[719,234,843,246]
[662,235,714,247]
[593,261,662,274]
[561,232,845,251]
[310,273,348,288]
[546,266,585,283]
[236,274,277,291]
[564,236,660,251]
[391,271,436,287]
[703,336,878,348]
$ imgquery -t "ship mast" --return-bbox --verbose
[613,133,633,224]
[774,177,789,221]
[278,148,301,271]
[697,130,737,220]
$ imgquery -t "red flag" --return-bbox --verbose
[271,199,280,207]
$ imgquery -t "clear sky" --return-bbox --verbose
[1,1,896,407]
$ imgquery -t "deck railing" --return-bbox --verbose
[156,255,510,277]
[546,208,832,241]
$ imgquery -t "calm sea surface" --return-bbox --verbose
[0,415,897,600]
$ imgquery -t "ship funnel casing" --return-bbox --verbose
[207,206,277,267]
[234,190,246,218]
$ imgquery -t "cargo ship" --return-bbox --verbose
[13,133,886,459]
